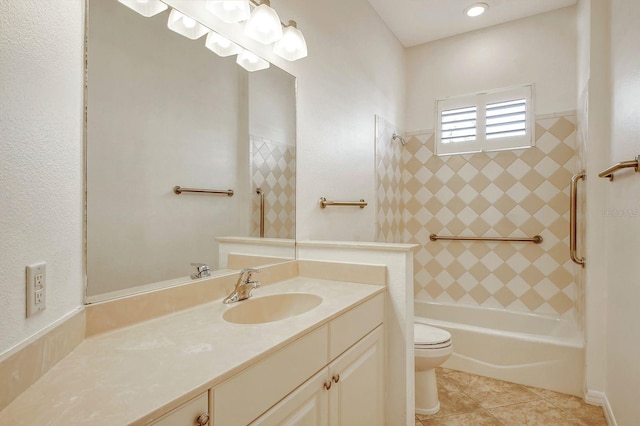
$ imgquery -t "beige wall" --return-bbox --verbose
[0,0,85,354]
[604,0,640,422]
[405,6,577,132]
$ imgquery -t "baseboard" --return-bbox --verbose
[585,390,617,426]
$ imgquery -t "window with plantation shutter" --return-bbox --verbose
[435,85,533,156]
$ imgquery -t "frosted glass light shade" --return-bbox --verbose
[205,32,242,57]
[205,0,251,23]
[244,3,283,45]
[236,50,270,72]
[273,22,307,61]
[117,0,168,17]
[167,9,209,40]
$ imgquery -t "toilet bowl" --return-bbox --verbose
[414,323,453,415]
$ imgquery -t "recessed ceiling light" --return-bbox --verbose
[464,3,488,17]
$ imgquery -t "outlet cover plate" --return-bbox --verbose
[26,262,46,317]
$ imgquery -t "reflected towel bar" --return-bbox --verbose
[598,155,639,181]
[256,188,265,238]
[173,186,234,196]
[319,197,367,209]
[429,234,543,244]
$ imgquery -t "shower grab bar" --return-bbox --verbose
[319,197,367,209]
[173,186,234,196]
[598,155,639,181]
[570,172,586,267]
[429,234,543,244]
[256,188,265,238]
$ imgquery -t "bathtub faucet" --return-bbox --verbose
[223,268,261,304]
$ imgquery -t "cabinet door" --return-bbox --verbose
[251,369,329,426]
[328,325,384,426]
[151,392,209,426]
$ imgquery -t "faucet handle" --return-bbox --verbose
[239,267,261,280]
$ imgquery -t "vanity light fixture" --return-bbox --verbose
[236,49,270,72]
[244,0,283,45]
[167,9,209,40]
[205,0,251,23]
[205,31,243,57]
[273,20,308,61]
[464,3,488,17]
[117,0,167,17]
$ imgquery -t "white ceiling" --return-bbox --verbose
[367,0,577,47]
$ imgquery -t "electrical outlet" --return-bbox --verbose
[26,262,46,317]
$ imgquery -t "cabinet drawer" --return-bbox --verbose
[214,325,329,426]
[329,293,384,360]
[150,392,209,426]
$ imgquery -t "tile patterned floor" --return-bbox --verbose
[415,368,608,426]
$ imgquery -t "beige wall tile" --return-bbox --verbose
[404,117,579,317]
[250,136,296,239]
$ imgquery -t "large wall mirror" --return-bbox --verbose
[86,0,296,302]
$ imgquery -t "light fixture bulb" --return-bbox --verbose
[236,50,270,72]
[117,0,167,17]
[205,31,243,57]
[464,3,488,17]
[182,16,196,28]
[167,9,209,40]
[244,2,283,45]
[273,21,307,61]
[205,0,251,23]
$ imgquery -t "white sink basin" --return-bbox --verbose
[222,293,323,325]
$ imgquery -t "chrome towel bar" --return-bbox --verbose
[319,197,367,209]
[173,186,234,196]
[598,155,639,181]
[570,172,586,267]
[429,234,543,244]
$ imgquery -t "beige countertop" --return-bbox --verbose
[0,278,383,425]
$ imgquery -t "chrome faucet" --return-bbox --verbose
[190,263,211,280]
[223,268,261,304]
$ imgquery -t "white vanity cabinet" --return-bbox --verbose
[252,325,384,426]
[147,293,384,426]
[328,326,384,425]
[150,392,210,426]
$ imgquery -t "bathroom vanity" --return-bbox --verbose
[0,270,385,425]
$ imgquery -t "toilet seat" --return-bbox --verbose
[414,323,452,349]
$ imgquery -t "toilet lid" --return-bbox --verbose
[414,323,451,348]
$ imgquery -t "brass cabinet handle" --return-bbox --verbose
[196,413,210,426]
[323,380,332,390]
[332,374,340,383]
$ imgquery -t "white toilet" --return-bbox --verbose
[414,323,453,415]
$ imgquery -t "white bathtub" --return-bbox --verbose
[415,300,584,396]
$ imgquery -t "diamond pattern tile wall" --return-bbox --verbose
[403,116,579,318]
[375,115,404,243]
[250,136,295,239]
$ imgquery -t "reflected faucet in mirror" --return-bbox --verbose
[223,268,261,304]
[190,263,211,280]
